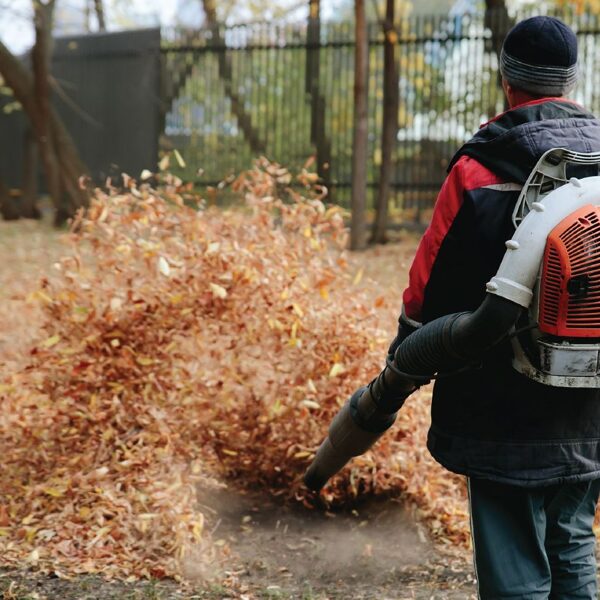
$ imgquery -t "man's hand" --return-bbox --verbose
[387,305,422,356]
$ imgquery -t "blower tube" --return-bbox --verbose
[303,294,521,491]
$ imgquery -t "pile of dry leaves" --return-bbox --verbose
[0,160,468,580]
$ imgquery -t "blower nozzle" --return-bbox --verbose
[303,364,416,492]
[304,295,523,492]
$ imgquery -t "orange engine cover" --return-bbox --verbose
[539,204,600,337]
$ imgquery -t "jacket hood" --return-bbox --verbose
[449,99,600,183]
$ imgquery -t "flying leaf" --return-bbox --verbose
[157,256,171,277]
[41,335,60,348]
[209,283,227,299]
[329,362,345,377]
[173,149,186,168]
[353,268,364,285]
[158,154,170,171]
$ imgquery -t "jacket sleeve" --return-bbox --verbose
[401,160,467,324]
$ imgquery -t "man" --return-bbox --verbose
[392,16,600,599]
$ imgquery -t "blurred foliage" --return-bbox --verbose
[556,0,600,14]
[0,77,21,114]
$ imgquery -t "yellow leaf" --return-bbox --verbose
[95,526,112,538]
[222,449,238,456]
[290,321,299,340]
[173,149,186,168]
[192,519,203,541]
[319,286,329,300]
[292,303,304,318]
[136,357,154,366]
[268,318,285,331]
[210,283,228,299]
[41,335,60,348]
[27,548,40,564]
[157,256,171,277]
[269,398,282,416]
[353,268,364,285]
[158,154,170,171]
[25,527,38,543]
[29,290,53,304]
[329,363,345,378]
[43,487,64,498]
[294,451,312,459]
[301,400,320,410]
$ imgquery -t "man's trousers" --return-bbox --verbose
[468,477,600,599]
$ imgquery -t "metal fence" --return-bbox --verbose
[2,10,600,226]
[161,9,600,225]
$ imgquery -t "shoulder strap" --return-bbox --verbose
[512,148,600,227]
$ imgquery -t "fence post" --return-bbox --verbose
[371,0,399,244]
[306,0,333,198]
[350,0,369,251]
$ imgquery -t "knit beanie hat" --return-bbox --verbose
[500,16,578,96]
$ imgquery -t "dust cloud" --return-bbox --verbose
[187,487,430,589]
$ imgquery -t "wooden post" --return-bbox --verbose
[21,129,41,219]
[306,0,333,198]
[0,175,20,220]
[371,0,398,245]
[350,0,369,251]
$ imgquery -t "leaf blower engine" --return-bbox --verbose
[304,148,600,492]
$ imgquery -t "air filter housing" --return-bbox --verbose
[539,204,600,337]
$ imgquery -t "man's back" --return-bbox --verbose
[401,97,600,484]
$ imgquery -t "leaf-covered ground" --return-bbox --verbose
[0,207,480,599]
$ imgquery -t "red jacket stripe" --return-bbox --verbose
[402,156,505,322]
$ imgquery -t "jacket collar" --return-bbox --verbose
[448,99,600,183]
[480,97,582,129]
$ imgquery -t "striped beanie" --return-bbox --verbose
[500,16,578,97]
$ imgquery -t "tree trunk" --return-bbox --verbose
[0,2,89,225]
[350,0,369,251]
[93,0,106,31]
[370,0,398,245]
[32,0,63,216]
[484,0,513,113]
[0,176,20,221]
[484,0,512,59]
[20,129,41,219]
[306,0,333,197]
[50,109,89,223]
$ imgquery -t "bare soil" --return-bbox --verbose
[190,487,478,599]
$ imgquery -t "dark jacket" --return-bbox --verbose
[402,98,600,486]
